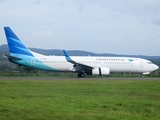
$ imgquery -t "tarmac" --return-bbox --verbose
[0,76,160,80]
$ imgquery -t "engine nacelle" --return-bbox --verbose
[92,67,110,75]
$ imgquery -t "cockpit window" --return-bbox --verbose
[147,62,152,64]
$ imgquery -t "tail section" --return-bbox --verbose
[4,27,33,56]
[3,27,58,71]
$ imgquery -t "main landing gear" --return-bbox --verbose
[77,72,85,78]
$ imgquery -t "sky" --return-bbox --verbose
[0,0,160,56]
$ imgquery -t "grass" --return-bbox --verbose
[0,71,159,78]
[0,79,160,120]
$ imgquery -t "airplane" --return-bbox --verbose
[3,27,159,78]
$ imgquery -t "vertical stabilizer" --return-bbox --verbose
[4,27,33,56]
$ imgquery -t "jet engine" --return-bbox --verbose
[92,67,110,75]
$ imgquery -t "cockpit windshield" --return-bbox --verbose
[147,62,152,64]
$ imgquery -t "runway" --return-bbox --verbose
[0,76,160,80]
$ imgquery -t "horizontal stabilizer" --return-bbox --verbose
[3,54,21,60]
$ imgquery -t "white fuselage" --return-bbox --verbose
[32,52,158,74]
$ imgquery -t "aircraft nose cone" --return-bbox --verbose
[154,65,159,70]
[156,65,159,70]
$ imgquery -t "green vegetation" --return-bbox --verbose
[0,79,160,120]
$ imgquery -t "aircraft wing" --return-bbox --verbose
[63,50,93,71]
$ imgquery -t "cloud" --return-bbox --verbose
[33,30,53,37]
[0,0,5,3]
[34,0,41,5]
[0,0,160,55]
[152,15,160,25]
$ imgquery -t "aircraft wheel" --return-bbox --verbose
[81,72,85,78]
[77,72,85,78]
[77,73,81,77]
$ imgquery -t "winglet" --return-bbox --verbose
[63,50,72,62]
[63,50,76,64]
